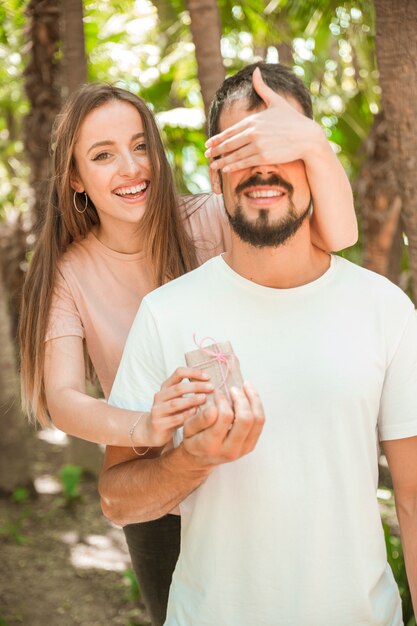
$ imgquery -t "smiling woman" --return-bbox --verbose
[20,84,210,427]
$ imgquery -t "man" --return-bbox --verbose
[100,63,417,625]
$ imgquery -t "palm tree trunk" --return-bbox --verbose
[61,0,87,96]
[23,0,61,224]
[374,0,417,300]
[185,0,225,124]
[0,263,34,492]
[356,113,403,286]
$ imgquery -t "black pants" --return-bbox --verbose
[123,514,181,626]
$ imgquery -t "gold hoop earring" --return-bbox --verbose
[73,191,88,214]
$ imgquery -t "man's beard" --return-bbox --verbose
[224,174,311,248]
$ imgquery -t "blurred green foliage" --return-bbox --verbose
[58,464,83,503]
[0,0,30,219]
[0,486,32,545]
[0,0,377,214]
[123,568,141,601]
[10,486,30,503]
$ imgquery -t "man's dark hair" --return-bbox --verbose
[208,62,313,137]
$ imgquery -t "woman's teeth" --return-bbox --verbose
[115,182,148,196]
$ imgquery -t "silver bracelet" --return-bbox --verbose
[129,412,150,457]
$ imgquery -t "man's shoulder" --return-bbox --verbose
[337,255,406,294]
[144,256,221,309]
[335,255,414,317]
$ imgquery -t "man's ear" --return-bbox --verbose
[209,163,222,195]
[70,172,84,194]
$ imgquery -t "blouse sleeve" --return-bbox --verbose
[205,193,232,252]
[183,193,231,264]
[45,268,84,342]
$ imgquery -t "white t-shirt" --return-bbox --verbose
[109,254,417,626]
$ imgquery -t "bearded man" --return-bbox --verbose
[100,63,417,626]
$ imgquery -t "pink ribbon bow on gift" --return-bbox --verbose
[192,334,236,403]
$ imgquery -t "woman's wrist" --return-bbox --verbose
[129,411,152,454]
[302,121,331,165]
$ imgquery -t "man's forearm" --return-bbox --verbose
[396,498,417,616]
[99,444,212,526]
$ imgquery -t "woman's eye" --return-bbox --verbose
[135,142,147,152]
[92,151,111,161]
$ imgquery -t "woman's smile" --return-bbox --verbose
[113,180,150,202]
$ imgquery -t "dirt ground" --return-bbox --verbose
[0,431,150,626]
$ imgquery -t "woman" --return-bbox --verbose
[20,81,357,625]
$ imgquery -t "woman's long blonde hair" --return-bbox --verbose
[20,83,197,425]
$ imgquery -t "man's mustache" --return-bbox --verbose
[235,174,293,196]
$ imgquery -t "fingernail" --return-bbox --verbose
[197,394,206,400]
[205,139,213,147]
[210,162,219,170]
[201,372,210,379]
[204,148,212,157]
[230,386,240,394]
[222,165,230,173]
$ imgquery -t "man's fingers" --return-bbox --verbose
[239,412,265,455]
[184,404,218,438]
[185,392,234,440]
[223,385,265,457]
[222,388,253,446]
[243,381,265,422]
[182,386,265,465]
[237,382,266,454]
[209,391,235,439]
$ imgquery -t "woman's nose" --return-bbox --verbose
[119,152,140,176]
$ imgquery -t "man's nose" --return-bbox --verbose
[251,163,278,176]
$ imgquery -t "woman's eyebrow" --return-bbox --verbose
[87,132,145,155]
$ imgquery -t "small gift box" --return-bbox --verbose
[185,336,244,409]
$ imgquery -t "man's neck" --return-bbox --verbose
[224,221,331,289]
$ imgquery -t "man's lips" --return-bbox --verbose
[235,174,293,196]
[244,187,286,199]
[241,189,287,208]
